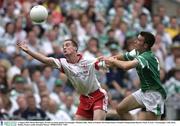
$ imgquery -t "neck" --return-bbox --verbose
[66,53,80,63]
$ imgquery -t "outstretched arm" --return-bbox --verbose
[112,53,125,60]
[17,41,56,67]
[104,57,138,70]
[112,49,139,61]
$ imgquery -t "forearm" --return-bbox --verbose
[111,59,138,70]
[24,49,53,66]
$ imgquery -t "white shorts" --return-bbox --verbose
[132,89,165,116]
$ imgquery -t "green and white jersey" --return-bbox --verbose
[124,50,167,99]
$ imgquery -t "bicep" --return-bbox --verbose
[113,59,139,70]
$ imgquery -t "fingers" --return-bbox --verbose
[17,41,26,46]
[17,41,21,47]
[17,41,22,45]
[97,56,105,61]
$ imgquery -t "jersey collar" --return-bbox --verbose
[77,53,83,63]
[67,53,83,64]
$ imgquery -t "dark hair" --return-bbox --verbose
[139,13,147,19]
[140,31,155,49]
[87,37,99,49]
[64,39,78,51]
[5,22,15,33]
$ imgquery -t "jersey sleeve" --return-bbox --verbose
[123,49,139,61]
[49,57,61,69]
[135,54,149,69]
[94,60,109,72]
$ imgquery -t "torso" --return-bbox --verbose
[58,56,100,95]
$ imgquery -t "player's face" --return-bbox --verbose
[62,41,77,56]
[134,35,146,52]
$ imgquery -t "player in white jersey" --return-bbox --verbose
[17,39,108,120]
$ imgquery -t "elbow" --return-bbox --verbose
[43,57,52,65]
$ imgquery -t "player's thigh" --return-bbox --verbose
[93,109,106,120]
[137,111,161,120]
[117,94,143,113]
[74,115,92,120]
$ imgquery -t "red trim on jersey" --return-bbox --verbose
[94,61,100,70]
[58,58,65,73]
[77,53,83,63]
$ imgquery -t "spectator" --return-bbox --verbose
[13,95,27,119]
[152,34,167,67]
[2,22,17,55]
[164,65,180,97]
[7,54,25,82]
[165,16,179,39]
[21,93,48,120]
[46,99,71,121]
[14,17,27,41]
[133,13,154,33]
[151,14,161,32]
[60,93,77,119]
[50,79,64,105]
[41,66,56,93]
[155,23,172,49]
[0,97,9,120]
[40,95,49,113]
[30,70,42,94]
[164,65,180,120]
[25,30,41,66]
[10,75,27,101]
[165,42,180,72]
[83,37,100,59]
[40,30,55,56]
[105,41,127,99]
[0,64,9,90]
[157,4,170,27]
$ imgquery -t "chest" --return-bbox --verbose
[66,61,92,78]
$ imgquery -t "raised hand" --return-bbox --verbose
[17,41,29,52]
[104,57,116,67]
[97,56,106,62]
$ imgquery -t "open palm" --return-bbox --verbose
[17,41,28,52]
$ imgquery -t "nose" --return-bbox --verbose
[63,46,66,50]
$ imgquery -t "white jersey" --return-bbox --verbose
[51,54,101,96]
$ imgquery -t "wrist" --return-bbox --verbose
[111,59,116,65]
[23,48,29,53]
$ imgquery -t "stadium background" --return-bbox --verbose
[0,0,179,120]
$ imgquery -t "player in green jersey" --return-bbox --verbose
[101,31,167,120]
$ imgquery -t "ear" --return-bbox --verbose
[144,43,148,49]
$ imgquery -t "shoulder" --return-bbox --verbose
[81,55,97,63]
[57,57,66,61]
[139,51,155,60]
[136,51,153,68]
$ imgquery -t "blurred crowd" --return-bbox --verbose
[0,0,180,120]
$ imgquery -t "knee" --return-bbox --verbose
[116,105,126,115]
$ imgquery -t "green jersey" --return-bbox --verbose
[124,50,167,99]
